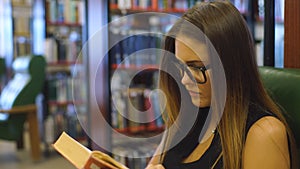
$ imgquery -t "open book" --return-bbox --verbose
[53,132,129,169]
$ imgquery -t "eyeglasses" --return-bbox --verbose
[172,58,210,84]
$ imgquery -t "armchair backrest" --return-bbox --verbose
[0,55,46,108]
[259,66,300,151]
[0,58,6,92]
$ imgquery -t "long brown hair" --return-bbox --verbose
[159,1,298,168]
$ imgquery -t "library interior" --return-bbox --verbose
[0,0,299,169]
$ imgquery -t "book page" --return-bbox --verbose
[53,132,91,169]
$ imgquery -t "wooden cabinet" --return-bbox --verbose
[284,0,300,68]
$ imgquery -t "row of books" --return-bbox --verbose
[12,3,32,58]
[45,0,85,24]
[111,87,164,134]
[13,17,31,36]
[47,73,85,103]
[109,30,163,65]
[111,0,205,11]
[257,0,284,22]
[112,131,161,169]
[44,104,87,144]
[14,36,32,58]
[11,0,32,5]
[112,0,254,12]
[112,145,156,168]
[47,74,72,102]
[44,29,81,63]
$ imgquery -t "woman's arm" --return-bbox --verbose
[243,116,290,169]
[145,136,166,169]
[147,153,162,165]
[146,143,164,168]
[145,151,165,169]
[145,164,165,169]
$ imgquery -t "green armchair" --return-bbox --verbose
[259,66,300,161]
[0,55,46,161]
[0,57,6,91]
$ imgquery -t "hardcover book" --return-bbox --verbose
[53,132,129,169]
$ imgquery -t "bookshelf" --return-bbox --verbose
[107,1,190,168]
[11,1,33,60]
[43,0,88,150]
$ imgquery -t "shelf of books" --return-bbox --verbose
[107,1,182,167]
[43,0,88,153]
[11,1,33,59]
[109,2,187,14]
[256,0,284,23]
[109,0,252,15]
[44,66,88,149]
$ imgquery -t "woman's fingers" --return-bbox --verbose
[145,164,165,169]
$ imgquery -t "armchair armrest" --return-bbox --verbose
[0,104,41,161]
[0,104,37,114]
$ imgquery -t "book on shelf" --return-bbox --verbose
[53,132,129,169]
[111,87,164,133]
[46,0,85,24]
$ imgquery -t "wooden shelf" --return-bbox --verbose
[12,2,32,7]
[14,32,31,37]
[47,61,77,66]
[111,3,250,15]
[46,21,82,27]
[114,125,165,136]
[48,100,83,106]
[47,61,79,72]
[256,16,284,24]
[110,4,186,14]
[47,61,84,73]
[111,63,159,70]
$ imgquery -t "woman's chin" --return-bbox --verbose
[191,98,210,108]
[191,98,201,107]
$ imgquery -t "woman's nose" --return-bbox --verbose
[181,72,194,85]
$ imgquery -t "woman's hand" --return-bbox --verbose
[145,164,165,169]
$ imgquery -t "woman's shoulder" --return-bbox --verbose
[246,116,287,140]
[246,105,274,132]
[243,115,290,169]
[245,106,288,154]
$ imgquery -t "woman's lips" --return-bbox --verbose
[188,90,201,97]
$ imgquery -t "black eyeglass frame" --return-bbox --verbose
[172,58,210,84]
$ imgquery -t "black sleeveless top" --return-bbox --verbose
[162,106,274,169]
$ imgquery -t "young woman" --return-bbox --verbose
[146,1,298,169]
